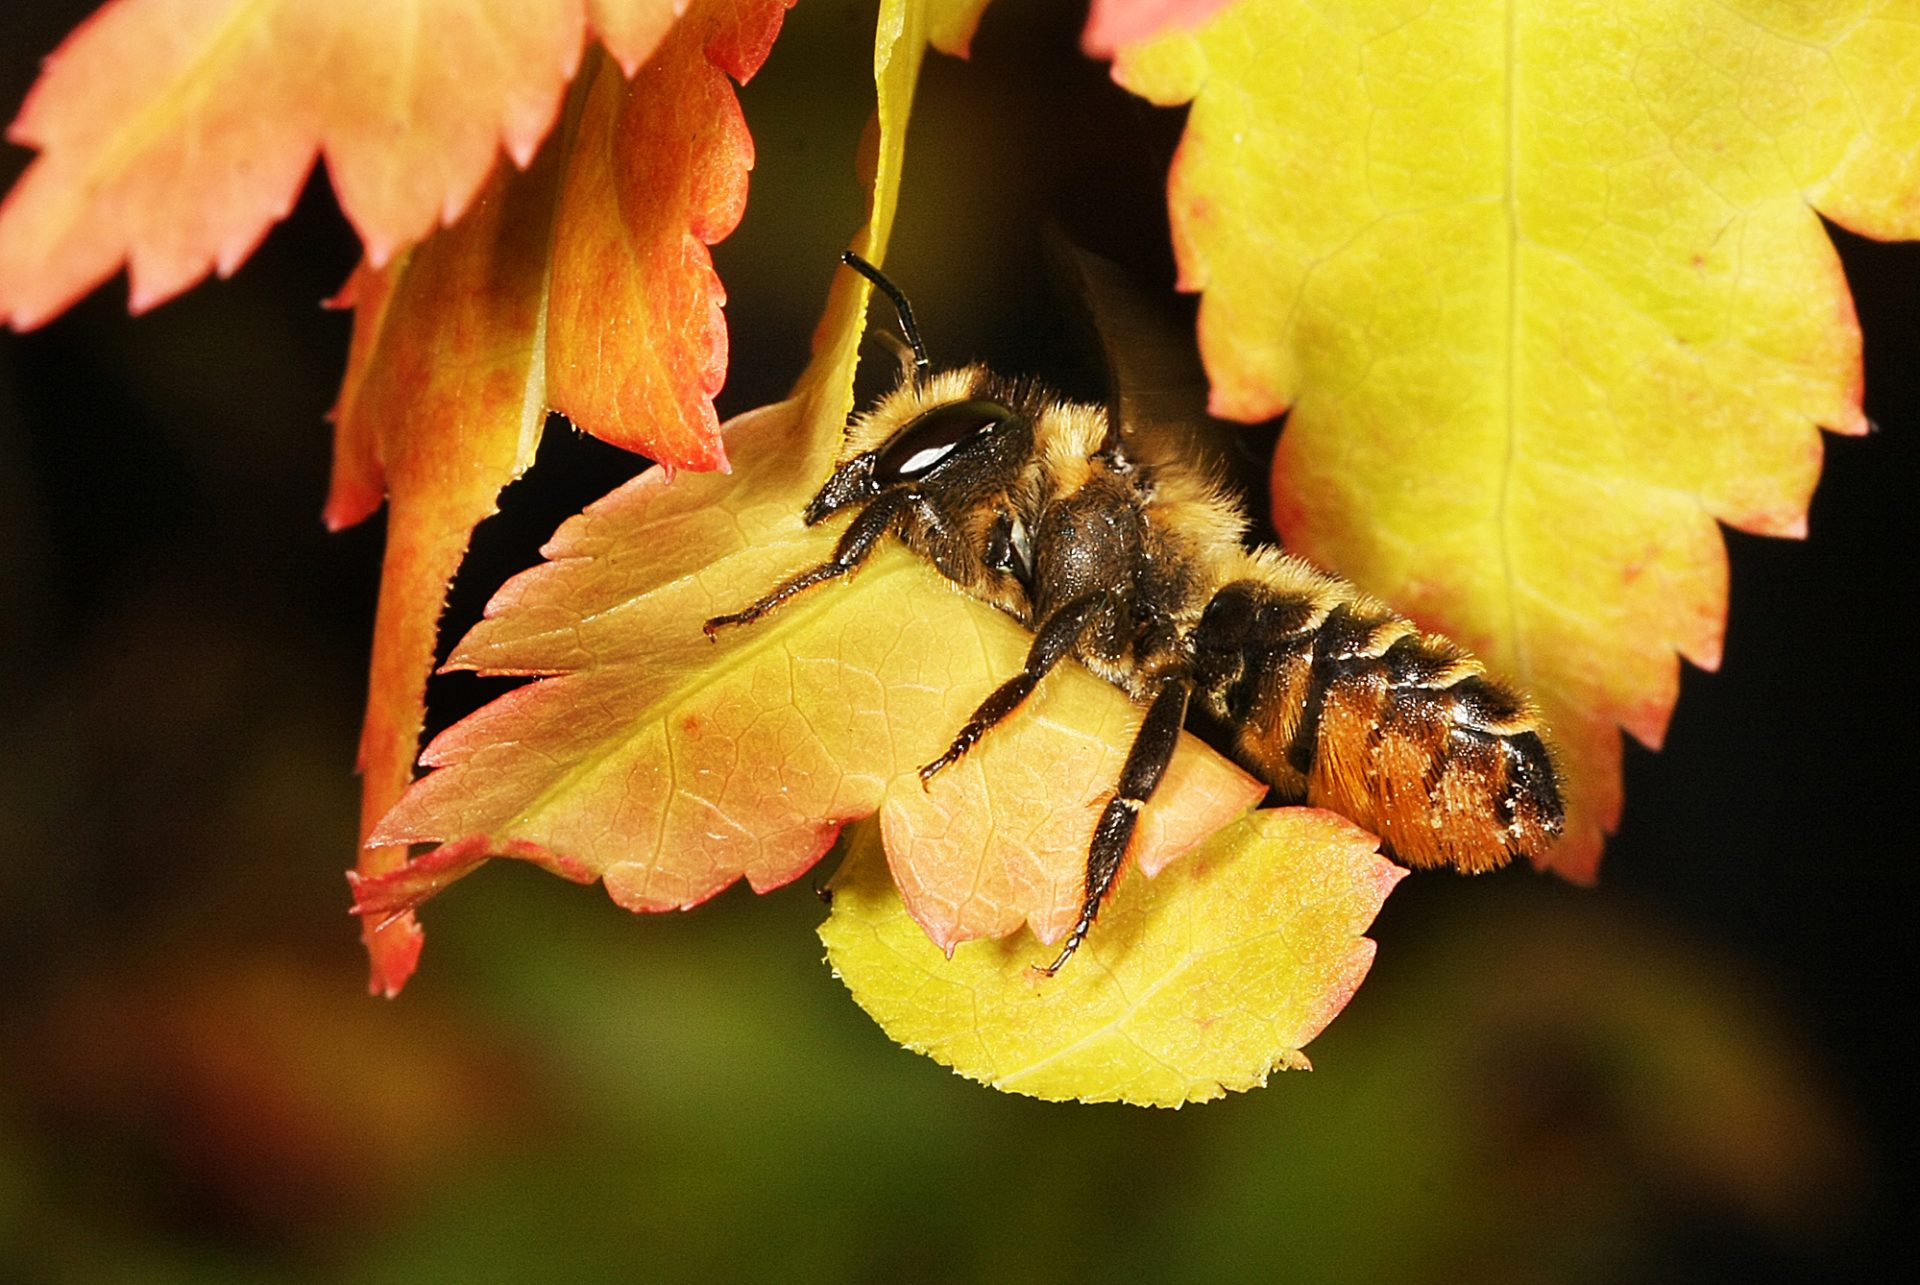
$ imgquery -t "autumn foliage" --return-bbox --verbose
[3,0,1914,1104]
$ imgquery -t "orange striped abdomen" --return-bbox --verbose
[1190,576,1563,873]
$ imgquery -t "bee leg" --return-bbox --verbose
[1040,675,1191,976]
[703,491,911,637]
[917,595,1106,786]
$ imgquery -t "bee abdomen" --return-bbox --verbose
[1192,575,1564,873]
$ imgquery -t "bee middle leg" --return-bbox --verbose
[1042,674,1192,976]
[917,594,1107,786]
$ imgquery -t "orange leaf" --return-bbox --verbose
[590,0,686,74]
[545,0,794,473]
[327,147,559,996]
[1113,1,1920,878]
[342,0,947,993]
[0,0,684,330]
[330,0,787,992]
[353,396,1262,950]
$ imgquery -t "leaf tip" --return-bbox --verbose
[2,302,49,333]
[125,281,170,318]
[504,133,540,170]
[359,225,402,272]
[321,483,382,533]
[1537,833,1603,886]
[351,879,424,999]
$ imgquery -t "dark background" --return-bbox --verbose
[2,2,1913,1281]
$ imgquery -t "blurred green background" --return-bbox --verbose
[2,2,1913,1281]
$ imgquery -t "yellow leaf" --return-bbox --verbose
[926,0,996,55]
[821,809,1404,1106]
[1112,0,1917,878]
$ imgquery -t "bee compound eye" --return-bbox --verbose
[873,399,1013,485]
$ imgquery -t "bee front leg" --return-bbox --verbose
[703,490,911,637]
[1041,675,1191,976]
[917,594,1107,786]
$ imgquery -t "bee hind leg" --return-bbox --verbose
[917,594,1106,786]
[1040,675,1191,976]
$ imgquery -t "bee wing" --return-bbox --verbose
[1042,231,1266,503]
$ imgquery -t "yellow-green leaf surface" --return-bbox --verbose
[1113,1,1920,879]
[822,810,1403,1106]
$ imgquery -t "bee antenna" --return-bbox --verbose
[841,251,931,384]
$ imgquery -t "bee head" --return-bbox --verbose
[807,252,1029,526]
[804,396,1019,524]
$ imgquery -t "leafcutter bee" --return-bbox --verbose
[706,252,1564,971]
